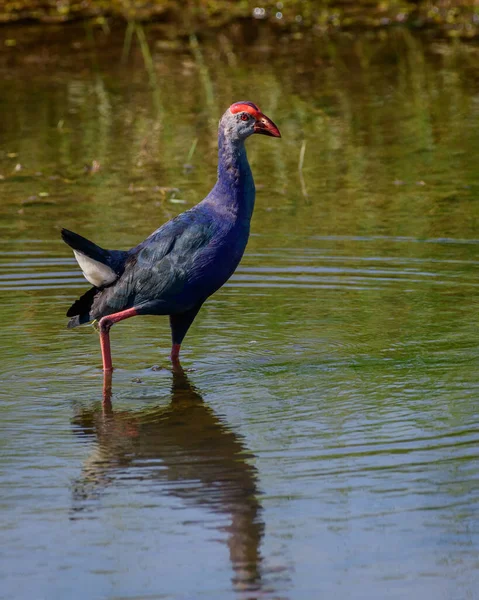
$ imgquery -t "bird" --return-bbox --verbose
[62,101,281,372]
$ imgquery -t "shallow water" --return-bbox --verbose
[1,24,479,599]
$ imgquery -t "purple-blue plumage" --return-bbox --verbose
[63,102,281,369]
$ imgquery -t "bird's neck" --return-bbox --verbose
[207,128,255,222]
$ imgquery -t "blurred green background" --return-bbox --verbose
[2,0,479,38]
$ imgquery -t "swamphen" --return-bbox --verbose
[62,101,281,371]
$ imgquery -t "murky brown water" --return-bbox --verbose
[1,23,479,599]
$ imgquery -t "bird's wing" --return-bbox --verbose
[89,208,217,318]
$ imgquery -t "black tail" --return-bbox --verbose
[62,228,130,328]
[61,228,128,275]
[66,286,98,328]
[61,228,110,266]
[62,228,104,328]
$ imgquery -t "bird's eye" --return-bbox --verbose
[240,113,249,121]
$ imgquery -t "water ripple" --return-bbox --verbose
[1,238,478,292]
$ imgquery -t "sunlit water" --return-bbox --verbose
[1,24,479,600]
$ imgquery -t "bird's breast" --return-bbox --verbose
[189,221,249,291]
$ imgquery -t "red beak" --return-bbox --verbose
[254,113,281,138]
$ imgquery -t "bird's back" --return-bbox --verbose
[85,200,249,321]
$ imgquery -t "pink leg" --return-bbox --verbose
[99,307,138,372]
[171,343,181,366]
[102,370,113,413]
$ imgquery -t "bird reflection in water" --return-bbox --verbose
[71,367,265,596]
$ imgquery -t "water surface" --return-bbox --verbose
[1,24,479,599]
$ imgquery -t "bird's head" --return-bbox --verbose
[220,101,281,142]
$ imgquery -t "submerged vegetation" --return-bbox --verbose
[1,0,479,38]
